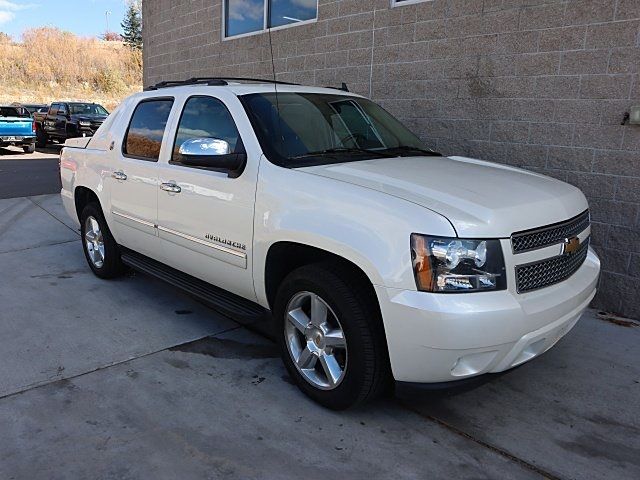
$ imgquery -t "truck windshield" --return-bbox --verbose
[240,92,439,167]
[68,104,109,115]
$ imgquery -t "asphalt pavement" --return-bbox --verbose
[0,189,638,478]
[0,145,62,199]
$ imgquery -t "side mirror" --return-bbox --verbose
[178,138,246,177]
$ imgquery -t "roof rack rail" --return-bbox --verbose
[144,77,300,91]
[324,82,349,92]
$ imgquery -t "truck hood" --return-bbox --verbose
[300,156,588,238]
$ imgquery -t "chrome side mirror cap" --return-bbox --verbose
[179,138,231,156]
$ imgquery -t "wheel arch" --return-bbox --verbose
[74,186,102,222]
[263,241,381,314]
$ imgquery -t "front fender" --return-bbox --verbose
[252,159,456,307]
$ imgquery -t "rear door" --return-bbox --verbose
[108,97,175,258]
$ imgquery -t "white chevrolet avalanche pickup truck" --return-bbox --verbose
[60,78,600,409]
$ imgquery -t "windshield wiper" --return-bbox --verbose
[383,146,442,157]
[291,147,396,159]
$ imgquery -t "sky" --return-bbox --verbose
[0,0,128,40]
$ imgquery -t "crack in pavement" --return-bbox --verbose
[0,325,242,402]
[0,317,561,479]
[399,401,563,480]
[27,196,80,236]
[0,239,78,256]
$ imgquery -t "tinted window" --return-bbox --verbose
[69,103,109,115]
[124,99,174,161]
[172,96,241,164]
[241,92,434,167]
[226,0,264,37]
[269,0,317,28]
[0,107,20,117]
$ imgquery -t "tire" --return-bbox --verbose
[275,263,390,410]
[35,127,48,148]
[80,202,125,279]
[23,143,35,154]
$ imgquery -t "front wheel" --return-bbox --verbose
[275,263,390,410]
[80,203,125,279]
[23,143,36,154]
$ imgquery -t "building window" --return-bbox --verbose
[391,0,432,7]
[224,0,318,39]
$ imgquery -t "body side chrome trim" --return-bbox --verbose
[112,210,156,229]
[157,225,247,259]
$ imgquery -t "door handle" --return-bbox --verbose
[160,182,181,194]
[112,171,127,181]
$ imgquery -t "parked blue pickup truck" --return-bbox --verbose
[0,106,36,153]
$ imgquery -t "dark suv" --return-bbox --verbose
[35,102,109,147]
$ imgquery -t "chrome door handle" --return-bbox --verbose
[112,171,127,181]
[160,182,181,194]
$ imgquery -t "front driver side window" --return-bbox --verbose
[172,96,242,164]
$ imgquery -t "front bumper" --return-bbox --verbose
[376,247,600,384]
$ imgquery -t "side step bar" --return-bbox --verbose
[120,248,273,333]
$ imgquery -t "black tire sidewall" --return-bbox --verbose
[36,128,47,147]
[80,203,123,279]
[275,265,383,410]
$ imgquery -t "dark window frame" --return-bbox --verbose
[169,95,246,177]
[122,97,175,163]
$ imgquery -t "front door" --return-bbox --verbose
[55,104,69,137]
[156,94,258,301]
[109,97,174,258]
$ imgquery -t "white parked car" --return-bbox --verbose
[60,78,600,409]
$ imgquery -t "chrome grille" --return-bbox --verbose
[511,210,590,253]
[516,237,590,293]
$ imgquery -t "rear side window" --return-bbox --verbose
[124,98,174,161]
[172,96,242,164]
[0,107,19,117]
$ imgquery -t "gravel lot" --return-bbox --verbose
[0,192,638,480]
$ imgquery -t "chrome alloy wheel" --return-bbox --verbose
[285,291,348,390]
[84,216,105,268]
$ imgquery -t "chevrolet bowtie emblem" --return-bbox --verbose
[562,236,581,255]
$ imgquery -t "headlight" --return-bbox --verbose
[411,234,506,293]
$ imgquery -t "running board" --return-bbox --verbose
[120,248,272,332]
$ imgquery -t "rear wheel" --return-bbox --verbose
[275,263,390,410]
[80,202,125,279]
[23,143,35,154]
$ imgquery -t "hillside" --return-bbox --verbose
[0,28,142,111]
